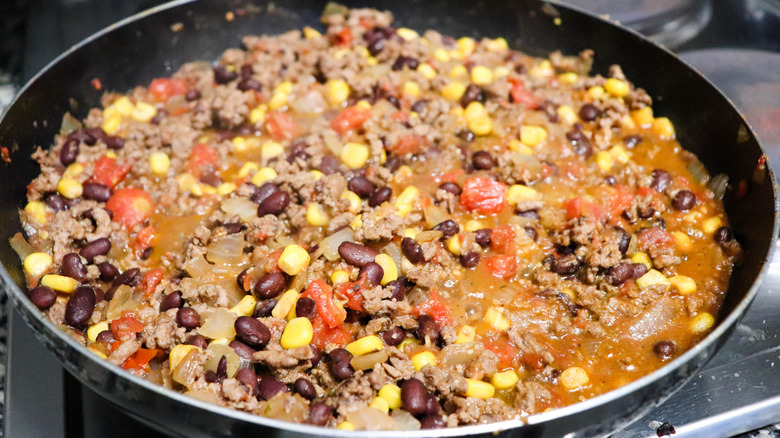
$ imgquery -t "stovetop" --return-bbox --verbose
[3,1,780,437]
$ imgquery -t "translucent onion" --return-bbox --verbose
[60,112,82,134]
[314,227,355,261]
[290,90,327,115]
[440,342,480,367]
[9,232,35,261]
[708,173,729,200]
[198,308,237,340]
[184,389,221,404]
[172,349,200,387]
[346,406,396,430]
[687,160,710,184]
[106,285,140,320]
[206,234,245,266]
[423,204,448,228]
[350,349,389,370]
[383,242,403,275]
[323,131,342,156]
[391,410,421,430]
[261,393,309,422]
[415,230,443,243]
[205,343,241,378]
[185,256,212,278]
[220,198,257,222]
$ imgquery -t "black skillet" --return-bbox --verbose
[0,0,776,436]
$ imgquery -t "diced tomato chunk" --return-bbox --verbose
[90,156,130,189]
[330,107,372,135]
[335,275,372,311]
[106,188,155,229]
[135,226,157,252]
[565,197,603,221]
[148,78,188,102]
[140,267,165,298]
[266,111,298,141]
[334,27,353,46]
[460,177,507,214]
[509,79,539,109]
[483,337,520,369]
[485,255,517,280]
[111,311,145,340]
[607,185,635,220]
[413,290,453,326]
[186,143,218,178]
[311,315,354,349]
[301,279,347,329]
[388,134,423,155]
[122,347,158,371]
[491,224,516,254]
[637,227,674,248]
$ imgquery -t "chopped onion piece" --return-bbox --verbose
[206,234,245,266]
[323,131,342,156]
[261,393,308,422]
[383,242,402,275]
[423,204,448,228]
[687,160,710,184]
[220,198,257,222]
[314,227,355,261]
[709,173,729,200]
[198,308,237,340]
[205,343,241,378]
[440,342,480,367]
[60,112,82,134]
[184,389,220,404]
[290,90,327,115]
[346,406,396,430]
[106,285,139,320]
[392,410,421,430]
[9,232,35,261]
[415,230,443,243]
[172,349,200,387]
[350,349,389,370]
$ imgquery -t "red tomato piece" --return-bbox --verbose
[564,197,603,221]
[311,315,354,349]
[140,267,165,298]
[491,224,516,254]
[266,111,298,141]
[388,134,423,156]
[301,279,347,329]
[607,186,635,220]
[509,79,539,109]
[111,311,145,340]
[483,337,520,369]
[334,27,353,46]
[90,156,130,189]
[335,275,372,311]
[149,78,188,102]
[186,143,218,178]
[413,290,453,326]
[460,177,508,214]
[106,188,155,229]
[485,255,517,280]
[637,227,674,248]
[122,348,158,371]
[330,107,372,135]
[135,226,157,251]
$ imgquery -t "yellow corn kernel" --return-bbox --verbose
[469,115,493,136]
[402,81,420,98]
[191,183,217,197]
[493,66,510,79]
[399,337,421,350]
[112,96,135,116]
[341,142,369,169]
[558,72,579,85]
[653,117,675,139]
[40,274,78,293]
[303,26,321,39]
[396,27,419,41]
[560,366,589,390]
[404,228,418,239]
[445,235,462,256]
[24,252,53,278]
[520,125,547,147]
[271,289,300,320]
[557,105,579,125]
[418,63,437,80]
[412,351,437,371]
[620,113,637,130]
[209,337,233,347]
[395,186,419,209]
[434,48,451,62]
[57,178,83,199]
[308,170,323,181]
[456,325,476,343]
[278,244,310,276]
[587,86,606,99]
[249,104,268,124]
[690,312,715,334]
[261,141,284,161]
[464,101,487,121]
[252,167,278,186]
[306,203,330,227]
[491,370,519,390]
[507,184,542,205]
[268,91,288,111]
[609,145,630,163]
[631,107,654,127]
[671,231,692,253]
[130,101,157,123]
[449,65,468,80]
[24,201,49,224]
[346,335,383,356]
[350,214,362,230]
[464,220,484,232]
[366,56,379,66]
[340,190,361,213]
[232,136,248,153]
[275,81,292,94]
[670,275,696,295]
[441,81,466,101]
[105,150,117,159]
[374,254,398,285]
[280,317,314,349]
[509,139,533,155]
[465,378,495,399]
[149,152,170,176]
[237,162,258,178]
[177,173,197,192]
[88,347,108,359]
[486,37,508,52]
[337,422,355,431]
[355,100,372,110]
[636,269,671,290]
[331,270,350,285]
[457,37,476,55]
[378,384,402,410]
[604,78,630,97]
[229,294,257,317]
[702,217,723,234]
[631,252,652,269]
[326,79,350,107]
[87,321,109,342]
[471,65,493,85]
[485,307,510,331]
[169,344,200,369]
[63,163,84,179]
[370,396,390,413]
[683,211,702,223]
[596,151,613,172]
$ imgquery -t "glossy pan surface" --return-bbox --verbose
[0,0,776,436]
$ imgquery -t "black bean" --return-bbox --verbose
[438,182,462,196]
[638,206,655,219]
[223,222,245,234]
[359,262,384,287]
[318,155,340,174]
[566,130,593,158]
[384,154,403,173]
[235,368,258,392]
[288,139,309,162]
[60,139,79,165]
[656,421,676,437]
[235,316,271,348]
[392,56,419,71]
[213,65,238,84]
[714,226,733,244]
[29,286,57,310]
[524,226,538,242]
[650,169,672,193]
[579,103,600,122]
[291,297,315,320]
[653,340,677,360]
[606,263,633,286]
[238,77,262,92]
[250,182,280,205]
[79,238,111,263]
[97,262,119,282]
[433,219,460,239]
[401,378,428,416]
[551,254,582,275]
[102,136,124,150]
[229,340,257,360]
[399,238,423,264]
[254,299,277,317]
[424,393,441,416]
[348,176,376,198]
[186,334,208,350]
[416,314,441,344]
[338,241,379,267]
[623,134,643,149]
[257,191,291,216]
[81,183,111,203]
[176,307,201,329]
[150,110,167,125]
[613,227,630,254]
[411,100,427,114]
[65,286,96,328]
[113,267,140,287]
[460,83,486,107]
[458,130,475,142]
[630,263,649,279]
[517,209,540,221]
[214,356,228,382]
[254,271,286,299]
[96,330,115,343]
[420,415,446,429]
[257,377,288,400]
[605,175,617,185]
[368,186,392,207]
[328,348,354,379]
[44,193,68,212]
[185,89,201,101]
[386,277,408,301]
[307,402,332,426]
[672,190,696,211]
[460,251,480,268]
[61,253,87,282]
[204,370,218,383]
[199,170,221,187]
[472,150,494,170]
[159,291,183,312]
[385,95,401,109]
[539,100,559,122]
[293,378,317,400]
[475,228,492,247]
[67,129,93,144]
[83,128,106,144]
[310,345,323,368]
[382,326,405,346]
